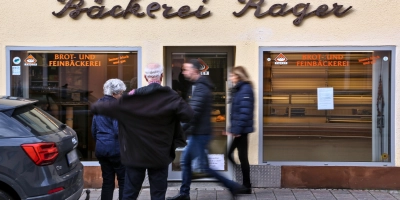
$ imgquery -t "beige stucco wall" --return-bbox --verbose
[0,0,399,165]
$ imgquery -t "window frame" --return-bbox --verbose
[6,46,142,166]
[258,46,396,166]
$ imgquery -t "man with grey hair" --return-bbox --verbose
[91,63,194,200]
[92,78,126,200]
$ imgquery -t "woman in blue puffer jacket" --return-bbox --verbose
[226,66,254,194]
[91,79,126,200]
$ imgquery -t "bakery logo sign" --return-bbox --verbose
[52,0,353,26]
[198,58,210,75]
[274,53,288,65]
[24,54,38,66]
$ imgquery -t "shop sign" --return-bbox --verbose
[233,0,352,26]
[48,53,101,67]
[24,54,38,66]
[198,58,209,75]
[274,53,288,65]
[52,0,352,26]
[297,54,350,67]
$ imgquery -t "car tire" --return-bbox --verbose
[0,190,13,200]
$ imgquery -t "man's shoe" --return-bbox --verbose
[191,172,212,180]
[166,193,190,200]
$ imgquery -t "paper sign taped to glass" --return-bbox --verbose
[317,87,334,110]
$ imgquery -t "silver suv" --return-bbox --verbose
[0,96,83,200]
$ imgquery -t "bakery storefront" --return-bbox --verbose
[1,0,400,189]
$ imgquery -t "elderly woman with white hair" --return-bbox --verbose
[91,78,126,200]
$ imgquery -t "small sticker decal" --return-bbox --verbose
[13,57,21,65]
[24,54,38,66]
[274,53,288,65]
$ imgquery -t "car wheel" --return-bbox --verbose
[0,190,13,200]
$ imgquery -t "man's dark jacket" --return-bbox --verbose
[90,83,194,168]
[182,76,214,135]
[91,95,120,158]
[229,81,254,135]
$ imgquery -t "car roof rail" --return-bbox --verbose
[1,96,20,100]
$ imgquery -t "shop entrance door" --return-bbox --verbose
[165,46,235,180]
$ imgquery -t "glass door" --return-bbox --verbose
[165,46,235,180]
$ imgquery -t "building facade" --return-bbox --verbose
[1,0,399,189]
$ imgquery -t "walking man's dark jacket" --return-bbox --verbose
[90,83,194,168]
[182,75,214,135]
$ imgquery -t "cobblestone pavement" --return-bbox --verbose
[79,183,400,200]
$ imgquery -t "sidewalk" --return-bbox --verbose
[79,182,400,200]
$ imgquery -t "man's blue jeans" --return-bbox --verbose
[180,135,211,195]
[180,135,241,195]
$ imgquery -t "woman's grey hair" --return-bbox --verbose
[103,78,126,95]
[144,63,163,79]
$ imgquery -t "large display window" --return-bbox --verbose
[260,47,395,164]
[7,47,139,161]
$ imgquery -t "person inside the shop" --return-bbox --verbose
[91,63,193,200]
[91,78,126,200]
[225,66,255,194]
[167,59,248,200]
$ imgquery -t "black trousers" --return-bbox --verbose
[227,134,251,188]
[98,156,126,200]
[122,166,168,200]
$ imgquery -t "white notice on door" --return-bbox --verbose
[12,66,21,75]
[208,154,225,170]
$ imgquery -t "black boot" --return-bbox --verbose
[243,183,252,194]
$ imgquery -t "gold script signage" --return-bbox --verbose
[52,0,352,26]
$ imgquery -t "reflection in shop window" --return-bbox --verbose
[262,50,392,163]
[9,51,138,161]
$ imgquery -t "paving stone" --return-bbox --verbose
[137,189,151,200]
[332,194,356,199]
[294,195,317,200]
[254,190,276,199]
[216,190,233,200]
[190,190,198,200]
[331,189,352,194]
[197,190,217,199]
[236,194,257,200]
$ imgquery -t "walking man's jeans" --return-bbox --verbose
[180,135,242,195]
[180,135,211,195]
[123,166,168,200]
[98,156,125,200]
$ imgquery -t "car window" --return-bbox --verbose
[0,112,32,138]
[11,105,63,136]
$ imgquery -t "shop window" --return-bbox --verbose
[262,49,393,163]
[8,50,138,161]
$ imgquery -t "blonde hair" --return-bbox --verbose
[232,66,252,86]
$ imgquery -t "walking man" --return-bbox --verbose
[167,59,246,200]
[91,63,193,200]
